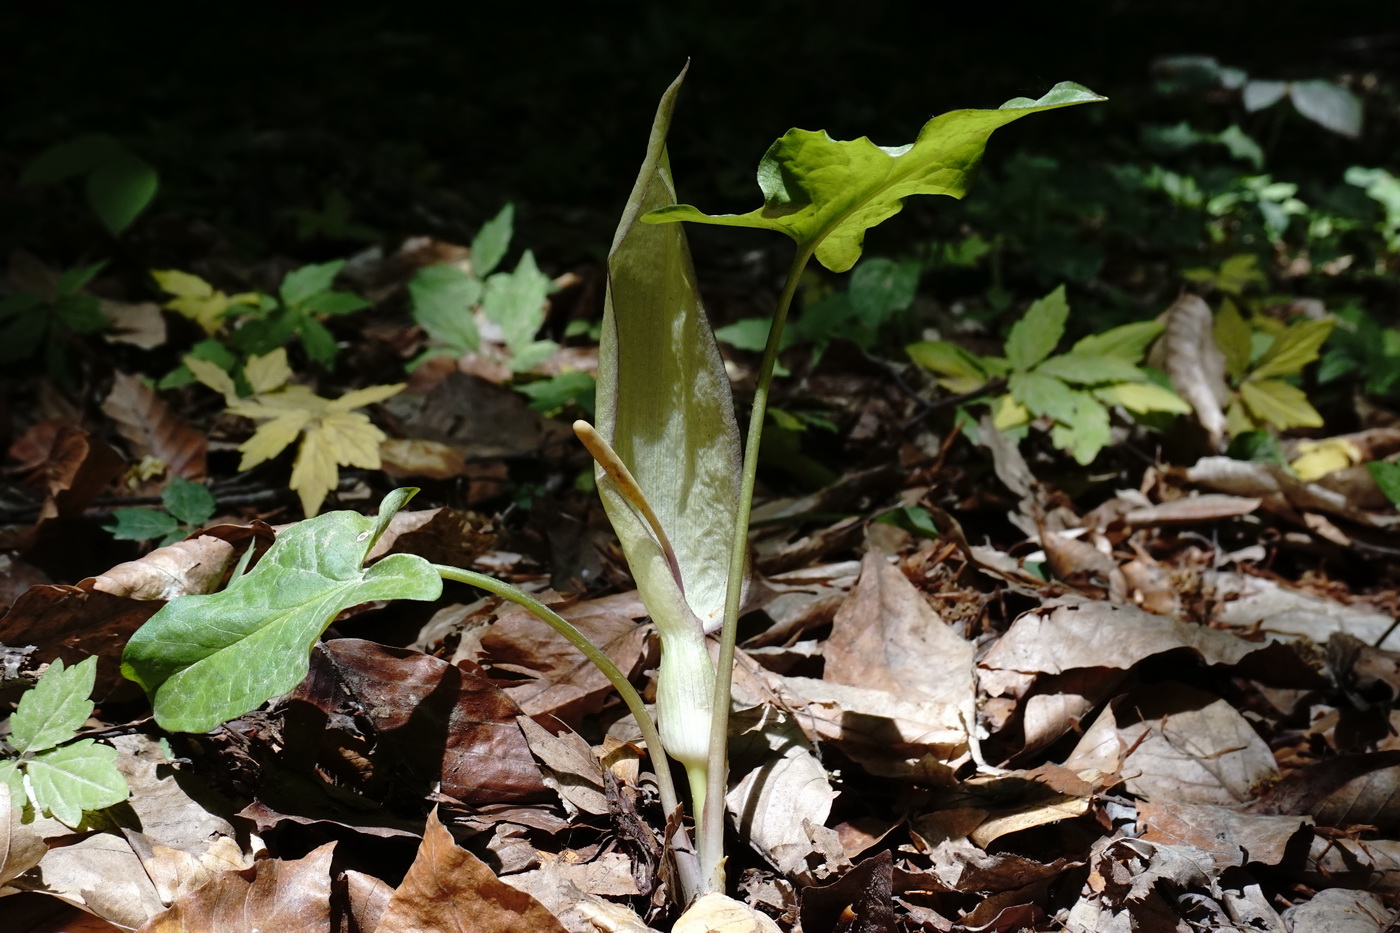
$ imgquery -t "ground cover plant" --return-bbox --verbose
[3,29,1400,933]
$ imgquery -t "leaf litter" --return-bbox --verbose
[4,246,1400,931]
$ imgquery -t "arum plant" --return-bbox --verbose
[119,67,1101,910]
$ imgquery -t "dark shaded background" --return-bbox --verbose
[2,2,1395,268]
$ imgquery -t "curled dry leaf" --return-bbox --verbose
[1155,293,1229,450]
[1249,750,1400,832]
[101,371,207,482]
[798,850,893,933]
[81,534,237,601]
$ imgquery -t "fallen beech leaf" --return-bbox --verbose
[1064,683,1278,805]
[375,808,568,933]
[1156,294,1229,450]
[1123,493,1261,525]
[502,876,655,933]
[137,842,335,933]
[0,783,48,885]
[516,715,609,816]
[977,598,1313,701]
[825,550,976,710]
[673,892,782,933]
[101,371,206,481]
[1208,571,1400,649]
[101,299,166,349]
[10,831,166,929]
[0,584,163,696]
[481,600,650,727]
[343,870,394,933]
[25,424,126,525]
[1136,800,1309,868]
[1249,751,1400,831]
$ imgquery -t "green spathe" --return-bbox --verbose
[646,82,1106,273]
[121,487,442,733]
[596,66,742,638]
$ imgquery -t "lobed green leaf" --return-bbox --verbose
[1006,285,1070,371]
[9,657,97,756]
[22,740,129,826]
[645,82,1105,272]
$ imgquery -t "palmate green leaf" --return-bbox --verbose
[1249,317,1335,380]
[1070,320,1165,361]
[1239,379,1324,429]
[9,657,97,755]
[1035,353,1144,385]
[162,477,216,526]
[483,250,553,355]
[1050,393,1112,465]
[1006,285,1069,371]
[121,488,441,732]
[645,82,1104,272]
[595,66,741,636]
[471,203,514,279]
[106,508,182,543]
[906,340,991,393]
[23,740,129,826]
[1009,370,1079,424]
[409,264,483,353]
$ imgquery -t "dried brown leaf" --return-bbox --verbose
[375,808,568,933]
[138,842,335,933]
[309,639,549,805]
[799,849,894,933]
[81,535,237,601]
[674,893,782,933]
[825,550,975,710]
[0,784,48,886]
[1250,750,1400,831]
[1136,800,1309,867]
[481,600,649,727]
[516,716,609,816]
[726,708,837,875]
[1064,683,1278,805]
[1280,888,1391,932]
[341,870,394,933]
[101,372,206,481]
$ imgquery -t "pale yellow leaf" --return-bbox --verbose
[243,349,292,395]
[1240,379,1324,430]
[993,393,1030,430]
[238,414,310,470]
[227,386,328,419]
[183,355,238,403]
[329,382,405,412]
[1290,438,1362,481]
[290,426,339,517]
[151,269,213,299]
[316,412,385,468]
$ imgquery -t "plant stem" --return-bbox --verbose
[698,245,814,892]
[432,564,700,901]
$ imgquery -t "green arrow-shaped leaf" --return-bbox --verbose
[645,82,1104,272]
[121,488,442,733]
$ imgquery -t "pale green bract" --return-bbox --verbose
[645,82,1107,272]
[121,487,442,733]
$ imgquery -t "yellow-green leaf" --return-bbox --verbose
[1215,299,1252,382]
[1249,317,1335,380]
[1239,379,1324,429]
[153,269,230,335]
[1094,382,1193,414]
[238,414,310,470]
[330,382,405,412]
[993,394,1030,430]
[184,354,238,403]
[1070,320,1165,361]
[905,340,989,392]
